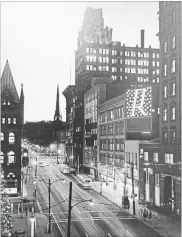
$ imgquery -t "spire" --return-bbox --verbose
[1,60,20,103]
[20,83,24,101]
[54,84,62,121]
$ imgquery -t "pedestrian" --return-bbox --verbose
[19,206,22,214]
[140,208,143,217]
[15,231,18,237]
[149,211,152,221]
[25,207,28,216]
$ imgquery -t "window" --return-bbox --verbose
[157,61,159,67]
[8,151,15,164]
[112,50,117,56]
[0,151,4,164]
[120,76,123,81]
[155,174,160,185]
[163,131,168,144]
[153,153,159,162]
[112,67,117,72]
[172,36,176,49]
[2,118,5,124]
[8,118,11,124]
[163,107,167,121]
[1,133,4,141]
[107,109,114,121]
[164,41,167,53]
[112,75,117,81]
[144,152,148,161]
[165,154,173,164]
[163,86,167,98]
[171,60,176,73]
[108,139,114,151]
[164,64,167,76]
[171,106,176,120]
[171,130,176,144]
[7,100,10,105]
[9,132,15,144]
[108,123,114,135]
[152,61,155,67]
[3,100,6,105]
[173,12,176,22]
[112,59,117,64]
[171,82,176,96]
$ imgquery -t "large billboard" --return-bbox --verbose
[126,87,152,132]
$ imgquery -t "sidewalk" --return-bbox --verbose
[12,166,55,237]
[12,213,55,237]
[91,181,181,237]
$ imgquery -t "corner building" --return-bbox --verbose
[1,60,24,196]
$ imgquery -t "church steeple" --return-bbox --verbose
[54,84,62,121]
[20,83,24,101]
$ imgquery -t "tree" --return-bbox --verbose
[1,169,13,237]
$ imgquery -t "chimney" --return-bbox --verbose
[141,29,145,48]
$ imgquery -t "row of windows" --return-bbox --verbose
[162,129,176,145]
[163,59,176,76]
[162,105,176,121]
[100,154,124,167]
[125,152,138,166]
[163,36,176,54]
[2,100,11,105]
[1,132,15,144]
[1,151,16,164]
[100,139,124,151]
[100,122,124,136]
[85,93,98,104]
[100,106,124,123]
[2,117,17,124]
[85,47,159,59]
[143,151,174,164]
[163,82,176,98]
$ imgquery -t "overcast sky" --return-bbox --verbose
[1,1,159,122]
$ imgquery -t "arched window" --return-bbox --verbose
[7,151,15,164]
[1,132,4,141]
[6,172,16,189]
[0,151,4,164]
[9,133,15,144]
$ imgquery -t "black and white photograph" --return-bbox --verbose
[1,1,181,237]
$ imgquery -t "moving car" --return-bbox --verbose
[76,174,92,189]
[39,162,49,167]
[60,164,70,174]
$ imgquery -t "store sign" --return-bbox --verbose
[5,188,17,194]
[126,87,152,118]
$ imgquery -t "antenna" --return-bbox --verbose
[70,61,71,85]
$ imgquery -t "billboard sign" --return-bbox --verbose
[126,87,152,118]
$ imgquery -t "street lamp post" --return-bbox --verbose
[131,163,136,215]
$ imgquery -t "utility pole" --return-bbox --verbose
[131,163,136,215]
[35,157,37,198]
[67,182,72,237]
[77,157,79,175]
[48,178,51,233]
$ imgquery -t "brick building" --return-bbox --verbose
[139,1,181,216]
[1,60,24,196]
[97,93,126,186]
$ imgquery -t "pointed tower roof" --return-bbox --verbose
[20,83,24,101]
[54,84,62,121]
[1,60,19,103]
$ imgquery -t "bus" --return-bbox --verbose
[76,174,92,189]
[60,164,70,174]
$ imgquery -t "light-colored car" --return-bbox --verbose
[39,162,49,167]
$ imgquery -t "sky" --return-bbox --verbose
[1,1,159,122]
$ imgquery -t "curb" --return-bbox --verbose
[91,186,167,237]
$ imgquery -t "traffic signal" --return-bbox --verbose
[22,148,29,167]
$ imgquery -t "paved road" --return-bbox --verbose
[30,153,163,237]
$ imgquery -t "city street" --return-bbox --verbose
[31,153,163,237]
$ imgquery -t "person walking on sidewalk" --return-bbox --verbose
[149,211,152,222]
